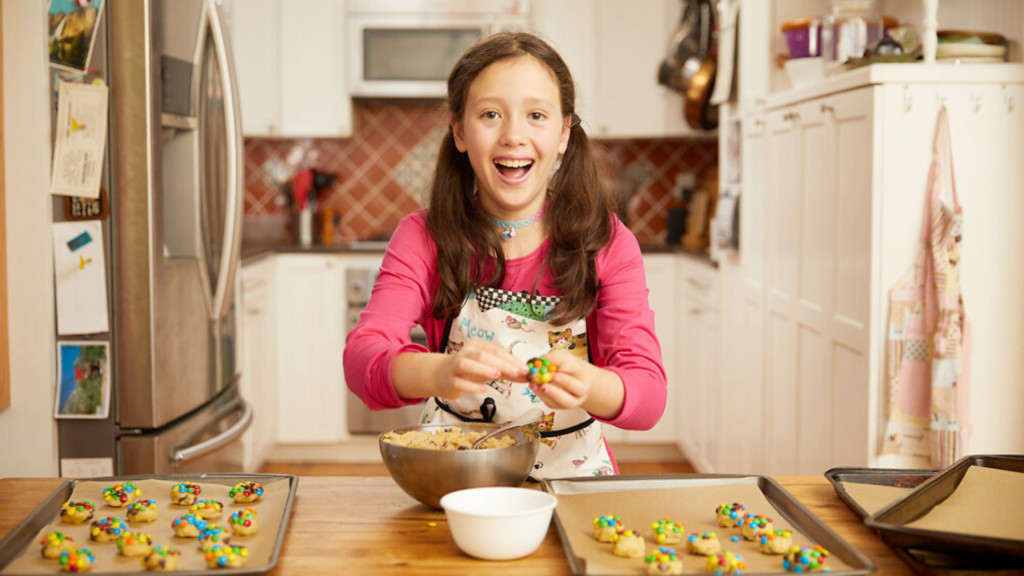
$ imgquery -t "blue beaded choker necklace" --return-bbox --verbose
[485,204,548,241]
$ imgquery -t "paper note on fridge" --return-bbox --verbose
[53,221,110,335]
[51,82,109,198]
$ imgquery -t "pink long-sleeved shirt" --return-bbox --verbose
[343,210,667,431]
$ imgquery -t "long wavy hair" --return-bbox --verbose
[426,32,614,326]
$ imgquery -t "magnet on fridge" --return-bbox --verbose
[66,231,93,252]
[64,188,109,221]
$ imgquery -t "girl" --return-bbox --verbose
[344,31,666,479]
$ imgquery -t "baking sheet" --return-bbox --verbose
[542,475,874,576]
[0,474,296,576]
[839,483,915,517]
[903,466,1024,541]
[824,467,936,520]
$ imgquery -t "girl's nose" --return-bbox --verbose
[499,118,527,146]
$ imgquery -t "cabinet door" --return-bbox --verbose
[275,255,346,443]
[223,0,280,136]
[633,254,676,443]
[529,0,598,124]
[696,302,719,473]
[675,290,703,466]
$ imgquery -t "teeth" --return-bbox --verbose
[494,159,533,168]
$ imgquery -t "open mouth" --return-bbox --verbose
[493,158,534,181]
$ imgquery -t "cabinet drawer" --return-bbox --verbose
[677,258,718,308]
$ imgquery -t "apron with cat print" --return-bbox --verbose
[420,286,615,480]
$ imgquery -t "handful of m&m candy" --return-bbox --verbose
[526,357,557,384]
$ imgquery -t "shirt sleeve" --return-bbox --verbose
[343,212,433,410]
[587,218,667,430]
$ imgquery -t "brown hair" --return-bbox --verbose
[426,31,614,326]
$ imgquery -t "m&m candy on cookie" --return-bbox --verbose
[229,508,259,536]
[229,481,263,503]
[40,531,76,559]
[171,514,208,538]
[526,357,557,384]
[89,517,128,543]
[126,499,158,523]
[715,503,746,528]
[59,548,94,573]
[706,551,746,574]
[190,499,224,519]
[169,483,201,506]
[59,500,95,524]
[652,518,685,544]
[644,547,683,575]
[102,481,140,507]
[141,546,181,572]
[592,514,622,542]
[204,544,248,568]
[783,545,831,572]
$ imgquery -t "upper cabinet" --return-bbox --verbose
[223,0,353,138]
[532,0,706,139]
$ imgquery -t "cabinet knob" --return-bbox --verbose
[821,103,834,113]
[690,307,702,315]
[246,307,261,316]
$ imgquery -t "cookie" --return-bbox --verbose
[89,517,128,543]
[651,518,684,544]
[59,500,95,524]
[117,531,153,557]
[126,499,158,523]
[229,508,258,536]
[686,532,722,556]
[737,513,772,540]
[611,529,645,558]
[526,357,557,384]
[171,514,208,537]
[198,526,233,550]
[715,503,746,528]
[645,546,683,575]
[706,551,746,574]
[190,499,224,520]
[204,544,249,568]
[592,514,623,542]
[169,483,202,506]
[59,549,94,572]
[783,546,831,572]
[102,481,140,508]
[40,531,77,559]
[141,546,181,572]
[229,481,263,503]
[758,530,793,555]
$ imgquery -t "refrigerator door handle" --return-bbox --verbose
[171,398,252,467]
[207,1,244,320]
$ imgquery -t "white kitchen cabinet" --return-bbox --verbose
[531,0,704,139]
[240,257,277,471]
[274,254,347,443]
[223,0,352,137]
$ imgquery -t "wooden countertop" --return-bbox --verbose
[0,476,914,575]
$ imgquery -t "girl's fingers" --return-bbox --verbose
[552,373,587,398]
[456,357,503,381]
[531,382,576,410]
[453,377,488,395]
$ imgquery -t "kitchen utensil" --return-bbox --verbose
[684,49,718,130]
[821,0,889,74]
[781,17,824,59]
[440,487,557,561]
[379,422,540,509]
[658,0,714,95]
[470,407,544,450]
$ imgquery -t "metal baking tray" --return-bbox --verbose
[864,455,1024,566]
[0,473,298,576]
[540,473,876,576]
[824,467,937,520]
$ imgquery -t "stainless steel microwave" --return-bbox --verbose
[347,0,531,98]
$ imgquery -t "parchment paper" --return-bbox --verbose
[552,480,853,575]
[838,482,913,516]
[904,466,1024,541]
[1,477,290,575]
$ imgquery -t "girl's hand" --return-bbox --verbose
[433,341,527,400]
[528,350,592,410]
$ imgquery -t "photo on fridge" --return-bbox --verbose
[54,341,110,419]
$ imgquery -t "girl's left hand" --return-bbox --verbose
[528,350,592,411]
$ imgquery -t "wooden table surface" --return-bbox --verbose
[0,476,915,575]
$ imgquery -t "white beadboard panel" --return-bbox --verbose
[797,326,832,476]
[766,313,799,475]
[799,117,833,311]
[833,343,871,466]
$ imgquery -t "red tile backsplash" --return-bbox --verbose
[243,102,717,245]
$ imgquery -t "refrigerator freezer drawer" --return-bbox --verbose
[120,385,251,475]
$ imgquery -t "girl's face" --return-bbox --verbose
[453,56,570,220]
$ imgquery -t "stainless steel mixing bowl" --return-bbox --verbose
[379,422,541,509]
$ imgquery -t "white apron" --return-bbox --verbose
[420,286,615,479]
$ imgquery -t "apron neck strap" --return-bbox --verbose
[921,107,961,242]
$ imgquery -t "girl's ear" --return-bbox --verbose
[452,118,468,153]
[558,116,571,154]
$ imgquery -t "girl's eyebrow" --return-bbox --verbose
[473,96,557,108]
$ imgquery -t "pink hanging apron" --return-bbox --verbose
[882,108,972,468]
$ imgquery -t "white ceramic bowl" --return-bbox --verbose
[440,487,557,561]
[784,56,826,88]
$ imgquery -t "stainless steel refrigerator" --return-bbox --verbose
[55,0,249,475]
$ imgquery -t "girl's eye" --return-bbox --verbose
[530,112,545,121]
[482,111,499,120]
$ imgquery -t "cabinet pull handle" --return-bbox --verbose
[821,103,834,113]
[246,307,261,316]
[687,277,710,289]
[784,111,799,121]
[690,307,703,315]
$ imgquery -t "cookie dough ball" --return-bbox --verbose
[611,529,645,559]
[117,531,153,557]
[706,551,746,574]
[686,532,722,556]
[229,481,263,503]
[204,544,249,569]
[198,526,233,550]
[141,546,181,572]
[228,508,258,536]
[169,483,202,506]
[127,499,158,523]
[758,530,793,555]
[715,503,746,528]
[190,499,223,520]
[40,531,77,559]
[90,517,128,543]
[102,481,140,508]
[783,546,831,572]
[592,514,623,542]
[60,500,95,524]
[651,518,684,545]
[171,514,208,538]
[644,547,683,575]
[738,513,773,541]
[59,549,94,573]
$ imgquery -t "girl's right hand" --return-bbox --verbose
[433,341,527,399]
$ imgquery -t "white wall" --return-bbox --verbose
[0,0,58,477]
